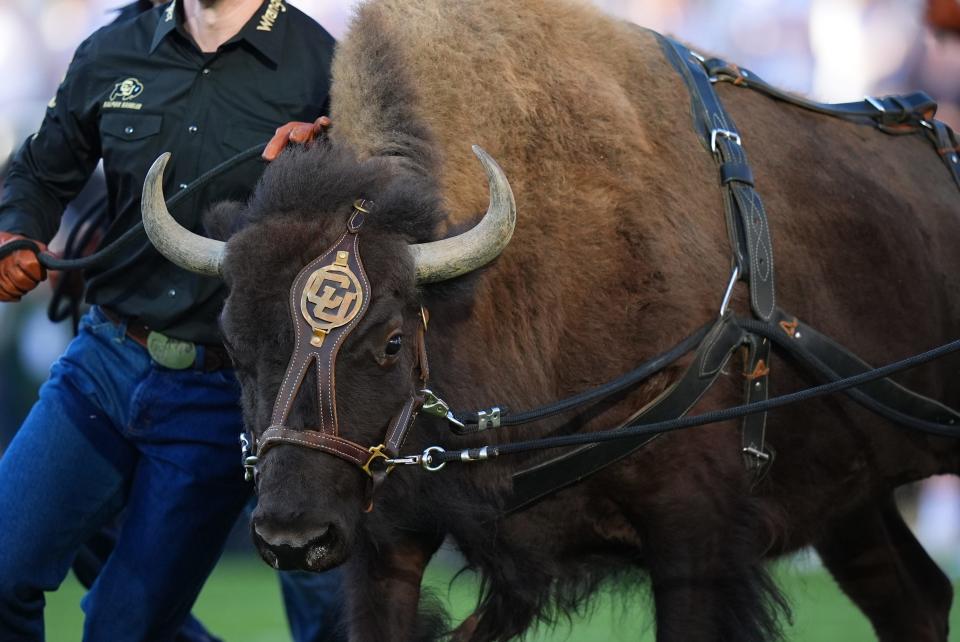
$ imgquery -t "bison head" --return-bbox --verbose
[141,143,515,571]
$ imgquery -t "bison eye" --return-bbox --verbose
[385,333,403,356]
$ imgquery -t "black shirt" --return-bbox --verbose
[0,0,334,343]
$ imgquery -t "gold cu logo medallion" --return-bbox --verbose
[301,251,363,347]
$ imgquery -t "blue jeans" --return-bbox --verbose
[279,569,346,642]
[0,307,251,641]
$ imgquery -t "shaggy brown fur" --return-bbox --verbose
[208,1,960,640]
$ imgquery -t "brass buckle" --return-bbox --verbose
[362,444,393,477]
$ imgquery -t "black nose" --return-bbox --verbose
[251,516,341,571]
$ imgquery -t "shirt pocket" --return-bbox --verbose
[99,112,164,180]
[100,112,163,142]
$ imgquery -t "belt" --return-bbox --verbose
[101,307,232,372]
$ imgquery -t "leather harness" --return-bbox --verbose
[245,201,429,506]
[242,33,960,513]
[504,35,960,511]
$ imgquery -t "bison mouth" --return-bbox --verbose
[251,521,346,572]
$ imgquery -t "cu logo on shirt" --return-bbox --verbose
[110,78,144,102]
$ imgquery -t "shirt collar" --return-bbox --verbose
[150,0,180,53]
[150,0,286,64]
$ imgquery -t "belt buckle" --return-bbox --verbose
[147,331,197,370]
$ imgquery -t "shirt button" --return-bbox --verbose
[179,183,188,189]
[202,68,210,75]
[188,125,198,133]
[124,126,134,134]
[168,289,177,297]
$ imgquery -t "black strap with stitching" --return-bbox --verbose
[659,37,777,321]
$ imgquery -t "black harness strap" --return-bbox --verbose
[660,38,777,322]
[740,332,773,483]
[706,56,938,127]
[930,120,960,190]
[745,312,960,429]
[700,51,960,190]
[507,315,746,513]
[501,33,960,510]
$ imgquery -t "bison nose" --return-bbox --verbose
[251,517,341,572]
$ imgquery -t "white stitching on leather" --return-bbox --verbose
[263,434,365,466]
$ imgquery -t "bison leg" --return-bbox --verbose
[815,495,952,642]
[344,534,445,642]
[641,501,786,642]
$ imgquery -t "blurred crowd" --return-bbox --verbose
[1,0,958,561]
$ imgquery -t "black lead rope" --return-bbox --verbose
[422,328,960,467]
[0,143,266,271]
[449,320,714,432]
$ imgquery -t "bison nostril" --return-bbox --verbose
[262,548,280,569]
[252,520,341,571]
[303,526,339,570]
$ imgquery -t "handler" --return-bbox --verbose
[0,0,339,639]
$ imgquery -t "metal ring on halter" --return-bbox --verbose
[421,446,447,472]
[719,265,740,318]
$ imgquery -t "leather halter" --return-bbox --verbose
[246,200,428,498]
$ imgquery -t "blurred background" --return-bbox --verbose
[2,0,959,640]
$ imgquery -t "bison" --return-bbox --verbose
[141,0,960,640]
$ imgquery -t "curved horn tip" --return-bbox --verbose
[471,145,496,168]
[156,151,172,171]
[411,146,517,284]
[141,151,225,278]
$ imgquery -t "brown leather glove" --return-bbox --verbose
[0,231,47,302]
[262,116,331,161]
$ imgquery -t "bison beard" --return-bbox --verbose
[148,0,959,640]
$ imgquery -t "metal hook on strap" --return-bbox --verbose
[719,265,740,318]
[420,389,466,430]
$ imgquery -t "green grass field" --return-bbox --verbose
[43,551,960,641]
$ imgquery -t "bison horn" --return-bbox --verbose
[410,145,516,284]
[141,152,225,277]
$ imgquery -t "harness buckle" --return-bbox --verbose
[362,444,393,477]
[710,128,742,153]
